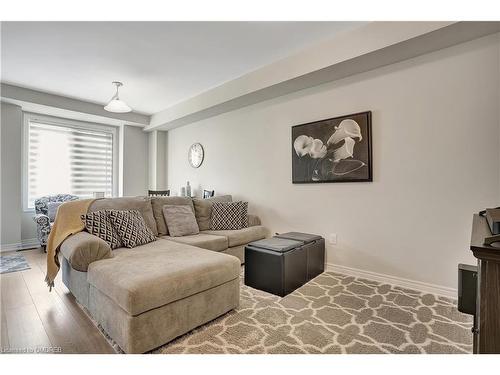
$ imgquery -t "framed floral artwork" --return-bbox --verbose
[292,111,372,183]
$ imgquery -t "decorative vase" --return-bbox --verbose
[186,181,191,197]
[181,187,186,197]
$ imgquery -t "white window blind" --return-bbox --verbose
[25,117,116,209]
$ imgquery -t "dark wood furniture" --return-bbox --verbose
[148,190,170,197]
[470,214,500,353]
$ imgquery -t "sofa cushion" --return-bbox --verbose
[60,232,113,272]
[161,233,228,252]
[211,201,247,230]
[193,195,232,231]
[89,197,158,235]
[162,205,199,237]
[81,210,122,249]
[108,210,157,248]
[87,239,240,316]
[202,225,267,247]
[151,196,194,236]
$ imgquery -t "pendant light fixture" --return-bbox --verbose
[104,81,132,113]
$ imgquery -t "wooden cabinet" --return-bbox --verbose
[470,214,500,353]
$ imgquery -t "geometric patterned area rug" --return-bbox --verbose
[154,271,473,354]
[0,253,31,274]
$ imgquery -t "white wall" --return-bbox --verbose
[1,102,23,246]
[148,130,168,190]
[121,125,149,196]
[166,34,500,289]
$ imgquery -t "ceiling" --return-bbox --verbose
[1,21,364,115]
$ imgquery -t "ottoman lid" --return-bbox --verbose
[248,237,303,253]
[275,232,322,244]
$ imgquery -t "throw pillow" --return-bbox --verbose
[211,201,248,230]
[89,197,158,236]
[240,201,249,228]
[107,210,157,248]
[151,196,194,236]
[81,210,122,249]
[47,202,63,222]
[193,195,232,231]
[162,205,200,237]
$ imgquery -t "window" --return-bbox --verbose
[23,113,118,210]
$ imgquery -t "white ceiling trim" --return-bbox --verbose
[1,83,150,126]
[146,21,500,132]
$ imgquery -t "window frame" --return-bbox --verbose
[22,112,119,212]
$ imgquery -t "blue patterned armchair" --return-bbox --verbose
[32,194,79,250]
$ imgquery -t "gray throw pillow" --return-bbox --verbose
[163,205,200,237]
[151,196,194,236]
[47,202,63,222]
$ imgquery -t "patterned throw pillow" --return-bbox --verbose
[240,201,249,228]
[81,210,122,249]
[107,210,157,248]
[211,201,249,230]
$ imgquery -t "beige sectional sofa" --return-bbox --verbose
[60,195,267,353]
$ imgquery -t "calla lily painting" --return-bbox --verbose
[292,111,372,183]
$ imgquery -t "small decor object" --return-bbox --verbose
[108,210,157,248]
[180,187,186,197]
[210,201,248,230]
[162,205,200,237]
[203,189,215,199]
[292,111,372,183]
[186,181,192,197]
[188,143,204,168]
[81,210,122,249]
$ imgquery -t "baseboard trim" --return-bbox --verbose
[325,263,457,299]
[0,238,40,253]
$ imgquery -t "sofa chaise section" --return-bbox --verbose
[72,239,240,353]
[87,239,240,316]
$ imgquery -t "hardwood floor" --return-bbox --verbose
[0,248,115,354]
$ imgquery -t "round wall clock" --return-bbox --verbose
[188,143,204,168]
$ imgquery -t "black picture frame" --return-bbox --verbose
[291,111,372,184]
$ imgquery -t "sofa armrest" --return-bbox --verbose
[60,232,112,272]
[247,214,261,227]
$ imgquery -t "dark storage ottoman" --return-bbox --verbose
[244,232,325,297]
[276,232,325,280]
